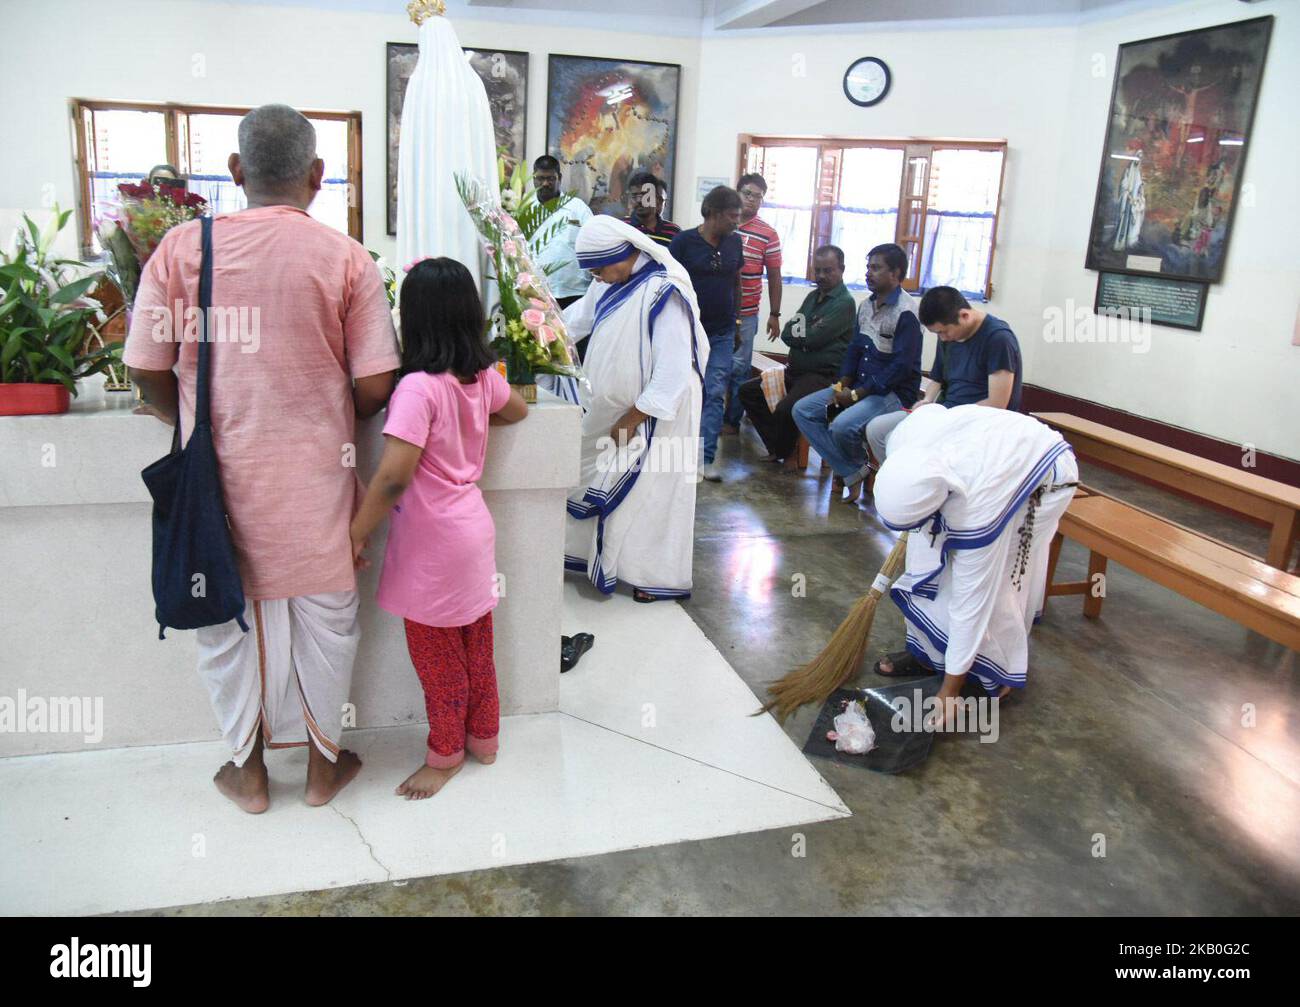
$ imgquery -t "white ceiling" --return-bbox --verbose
[460,0,1190,31]
[235,0,1197,34]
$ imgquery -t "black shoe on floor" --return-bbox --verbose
[560,632,595,673]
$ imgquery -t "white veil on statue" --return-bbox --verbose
[395,0,500,291]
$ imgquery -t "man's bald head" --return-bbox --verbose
[231,104,322,205]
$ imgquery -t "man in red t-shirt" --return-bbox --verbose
[724,173,783,432]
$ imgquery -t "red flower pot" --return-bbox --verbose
[0,383,71,416]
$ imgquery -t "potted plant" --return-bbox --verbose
[0,206,120,416]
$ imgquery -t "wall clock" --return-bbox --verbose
[843,57,891,107]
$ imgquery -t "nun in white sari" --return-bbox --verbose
[873,405,1078,701]
[552,216,710,601]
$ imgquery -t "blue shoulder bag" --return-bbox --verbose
[140,214,249,639]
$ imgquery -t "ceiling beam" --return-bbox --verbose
[713,0,828,30]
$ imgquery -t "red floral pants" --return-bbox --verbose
[403,612,499,768]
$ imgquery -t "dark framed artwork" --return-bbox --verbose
[385,42,419,236]
[464,48,529,175]
[546,54,681,218]
[386,43,530,235]
[1084,16,1273,283]
[1095,270,1208,331]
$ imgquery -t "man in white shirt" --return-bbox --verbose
[529,155,593,310]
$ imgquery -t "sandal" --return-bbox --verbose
[632,589,657,603]
[560,633,595,673]
[873,650,934,677]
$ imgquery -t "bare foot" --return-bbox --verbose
[305,749,362,807]
[997,685,1013,700]
[842,481,862,504]
[214,760,269,815]
[395,761,462,800]
[471,751,497,765]
[926,677,967,732]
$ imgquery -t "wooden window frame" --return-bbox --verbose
[738,134,1007,299]
[71,99,363,257]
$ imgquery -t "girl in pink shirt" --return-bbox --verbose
[351,258,528,800]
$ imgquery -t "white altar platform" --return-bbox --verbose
[0,583,849,915]
[0,379,581,758]
[0,378,847,914]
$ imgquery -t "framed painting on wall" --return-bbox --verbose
[386,41,419,236]
[546,54,681,218]
[386,43,531,235]
[464,48,529,175]
[1084,16,1273,283]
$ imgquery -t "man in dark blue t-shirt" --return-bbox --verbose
[865,286,1023,463]
[669,186,744,481]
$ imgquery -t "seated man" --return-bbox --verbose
[792,243,921,503]
[872,405,1078,725]
[737,244,854,469]
[866,285,1023,466]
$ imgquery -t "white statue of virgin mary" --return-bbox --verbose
[395,0,501,289]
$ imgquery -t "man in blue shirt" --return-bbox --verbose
[669,186,744,482]
[865,286,1023,464]
[793,243,922,503]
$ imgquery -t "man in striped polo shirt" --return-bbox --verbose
[623,171,681,248]
[723,173,783,434]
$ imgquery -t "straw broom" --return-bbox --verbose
[759,532,909,723]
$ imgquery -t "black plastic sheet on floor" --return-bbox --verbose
[803,677,943,774]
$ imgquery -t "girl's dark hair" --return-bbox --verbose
[399,257,496,379]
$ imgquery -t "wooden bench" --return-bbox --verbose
[751,351,812,470]
[1045,487,1300,651]
[1034,411,1300,571]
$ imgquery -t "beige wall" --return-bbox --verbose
[0,0,701,266]
[2,0,1295,457]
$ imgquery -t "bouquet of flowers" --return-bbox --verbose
[455,172,582,391]
[97,181,207,306]
[94,180,207,388]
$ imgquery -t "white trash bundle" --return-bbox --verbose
[831,699,876,755]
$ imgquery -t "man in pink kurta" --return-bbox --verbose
[125,104,400,813]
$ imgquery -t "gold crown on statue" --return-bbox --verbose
[407,0,446,24]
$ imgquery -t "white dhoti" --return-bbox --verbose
[559,218,710,599]
[875,405,1079,694]
[195,591,360,765]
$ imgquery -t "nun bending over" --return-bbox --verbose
[872,405,1078,722]
[548,216,709,602]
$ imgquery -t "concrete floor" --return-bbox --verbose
[132,425,1300,916]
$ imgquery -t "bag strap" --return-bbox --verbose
[194,214,214,427]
